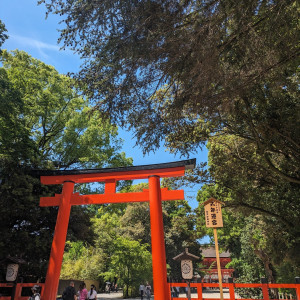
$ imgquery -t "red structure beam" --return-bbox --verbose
[40,188,184,206]
[14,283,45,300]
[38,159,196,300]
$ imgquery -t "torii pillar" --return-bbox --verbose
[38,159,195,300]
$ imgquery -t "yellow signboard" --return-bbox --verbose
[202,198,225,300]
[204,198,224,228]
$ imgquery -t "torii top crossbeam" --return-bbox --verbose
[39,159,195,207]
[39,158,196,300]
[38,158,196,184]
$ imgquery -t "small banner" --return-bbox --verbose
[181,259,193,279]
[6,264,19,282]
[204,198,223,228]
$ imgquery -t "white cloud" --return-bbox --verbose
[11,34,60,51]
[4,33,81,73]
[9,34,61,58]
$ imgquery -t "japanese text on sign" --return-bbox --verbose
[204,200,223,227]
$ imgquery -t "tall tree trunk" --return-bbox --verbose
[254,249,278,298]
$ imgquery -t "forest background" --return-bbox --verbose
[0,0,299,298]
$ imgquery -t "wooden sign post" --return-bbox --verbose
[173,248,200,300]
[203,198,225,300]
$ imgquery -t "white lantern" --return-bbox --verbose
[6,263,19,281]
[181,259,193,280]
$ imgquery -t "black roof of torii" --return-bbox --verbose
[33,158,196,176]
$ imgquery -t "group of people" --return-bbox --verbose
[139,282,152,300]
[62,281,97,300]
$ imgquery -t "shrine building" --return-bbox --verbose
[200,246,234,283]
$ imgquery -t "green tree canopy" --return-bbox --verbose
[1,50,131,169]
[39,1,299,185]
[196,168,300,285]
[102,237,152,298]
[119,182,201,280]
[0,49,131,281]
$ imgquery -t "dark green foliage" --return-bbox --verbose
[0,20,8,48]
[102,237,152,298]
[197,182,300,284]
[118,183,201,280]
[39,0,299,166]
[0,159,60,280]
[0,50,131,281]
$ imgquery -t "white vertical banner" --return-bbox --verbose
[181,259,193,279]
[6,264,19,281]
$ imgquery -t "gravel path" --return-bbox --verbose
[96,289,239,299]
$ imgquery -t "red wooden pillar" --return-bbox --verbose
[228,279,235,300]
[148,175,169,300]
[14,284,22,299]
[43,181,75,300]
[295,277,300,300]
[261,278,270,300]
[296,285,300,300]
[197,282,203,300]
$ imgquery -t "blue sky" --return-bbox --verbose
[0,0,208,209]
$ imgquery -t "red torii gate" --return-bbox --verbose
[39,159,195,300]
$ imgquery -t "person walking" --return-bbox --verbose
[77,282,88,300]
[175,286,180,297]
[171,286,175,298]
[87,284,97,300]
[145,282,151,300]
[139,283,145,300]
[28,285,40,300]
[62,281,77,300]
